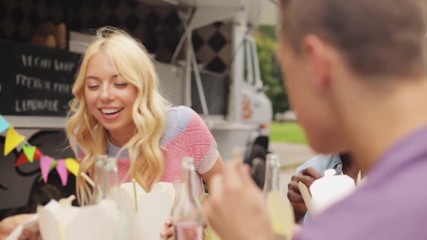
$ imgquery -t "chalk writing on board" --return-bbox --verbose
[0,40,81,116]
[15,99,59,113]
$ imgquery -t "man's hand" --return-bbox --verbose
[287,167,321,222]
[205,162,275,240]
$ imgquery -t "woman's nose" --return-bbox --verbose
[100,84,114,101]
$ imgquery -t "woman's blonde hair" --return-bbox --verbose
[66,27,170,205]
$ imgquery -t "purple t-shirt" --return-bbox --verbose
[295,126,427,240]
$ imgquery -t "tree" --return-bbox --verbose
[255,25,289,116]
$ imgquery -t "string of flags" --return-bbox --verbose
[0,114,79,186]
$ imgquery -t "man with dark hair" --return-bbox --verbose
[205,0,427,239]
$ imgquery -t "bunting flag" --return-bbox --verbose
[40,156,54,183]
[1,114,80,187]
[22,144,37,163]
[12,146,42,167]
[56,160,68,186]
[15,152,30,167]
[65,158,80,176]
[0,115,10,133]
[4,127,25,156]
[33,148,42,161]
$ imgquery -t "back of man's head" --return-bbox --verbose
[280,0,426,79]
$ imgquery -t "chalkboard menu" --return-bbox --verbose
[0,40,81,116]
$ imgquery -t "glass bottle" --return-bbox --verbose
[173,157,205,240]
[93,155,119,203]
[263,153,281,193]
[263,153,294,238]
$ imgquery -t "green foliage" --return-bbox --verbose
[257,25,277,39]
[255,25,290,115]
[270,122,308,144]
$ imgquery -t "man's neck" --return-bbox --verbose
[338,76,427,174]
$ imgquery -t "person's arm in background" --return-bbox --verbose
[287,167,321,222]
[0,214,39,240]
[287,154,340,223]
[201,156,224,192]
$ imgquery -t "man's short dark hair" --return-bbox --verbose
[280,0,426,79]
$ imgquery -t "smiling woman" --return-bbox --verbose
[65,27,225,239]
[59,27,225,239]
[83,51,138,146]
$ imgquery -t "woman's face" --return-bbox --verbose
[84,52,138,140]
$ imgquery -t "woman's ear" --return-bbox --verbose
[303,35,332,92]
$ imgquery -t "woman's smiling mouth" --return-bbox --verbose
[100,108,123,116]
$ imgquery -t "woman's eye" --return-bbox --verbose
[114,83,128,88]
[87,85,99,90]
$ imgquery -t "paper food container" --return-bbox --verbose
[37,182,175,240]
[116,181,175,240]
[298,169,356,216]
[309,169,356,215]
[38,199,121,240]
[116,181,175,211]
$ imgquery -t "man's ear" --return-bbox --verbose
[303,35,331,91]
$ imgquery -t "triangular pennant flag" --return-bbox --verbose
[22,144,36,163]
[15,152,29,167]
[33,148,42,161]
[51,160,58,169]
[4,127,25,156]
[65,158,80,176]
[40,156,54,183]
[0,115,10,133]
[56,160,68,186]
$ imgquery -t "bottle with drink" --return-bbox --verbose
[263,153,281,193]
[93,155,120,203]
[172,157,205,240]
[263,153,294,239]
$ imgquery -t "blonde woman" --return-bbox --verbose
[66,27,224,239]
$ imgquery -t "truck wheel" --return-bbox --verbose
[250,145,267,189]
